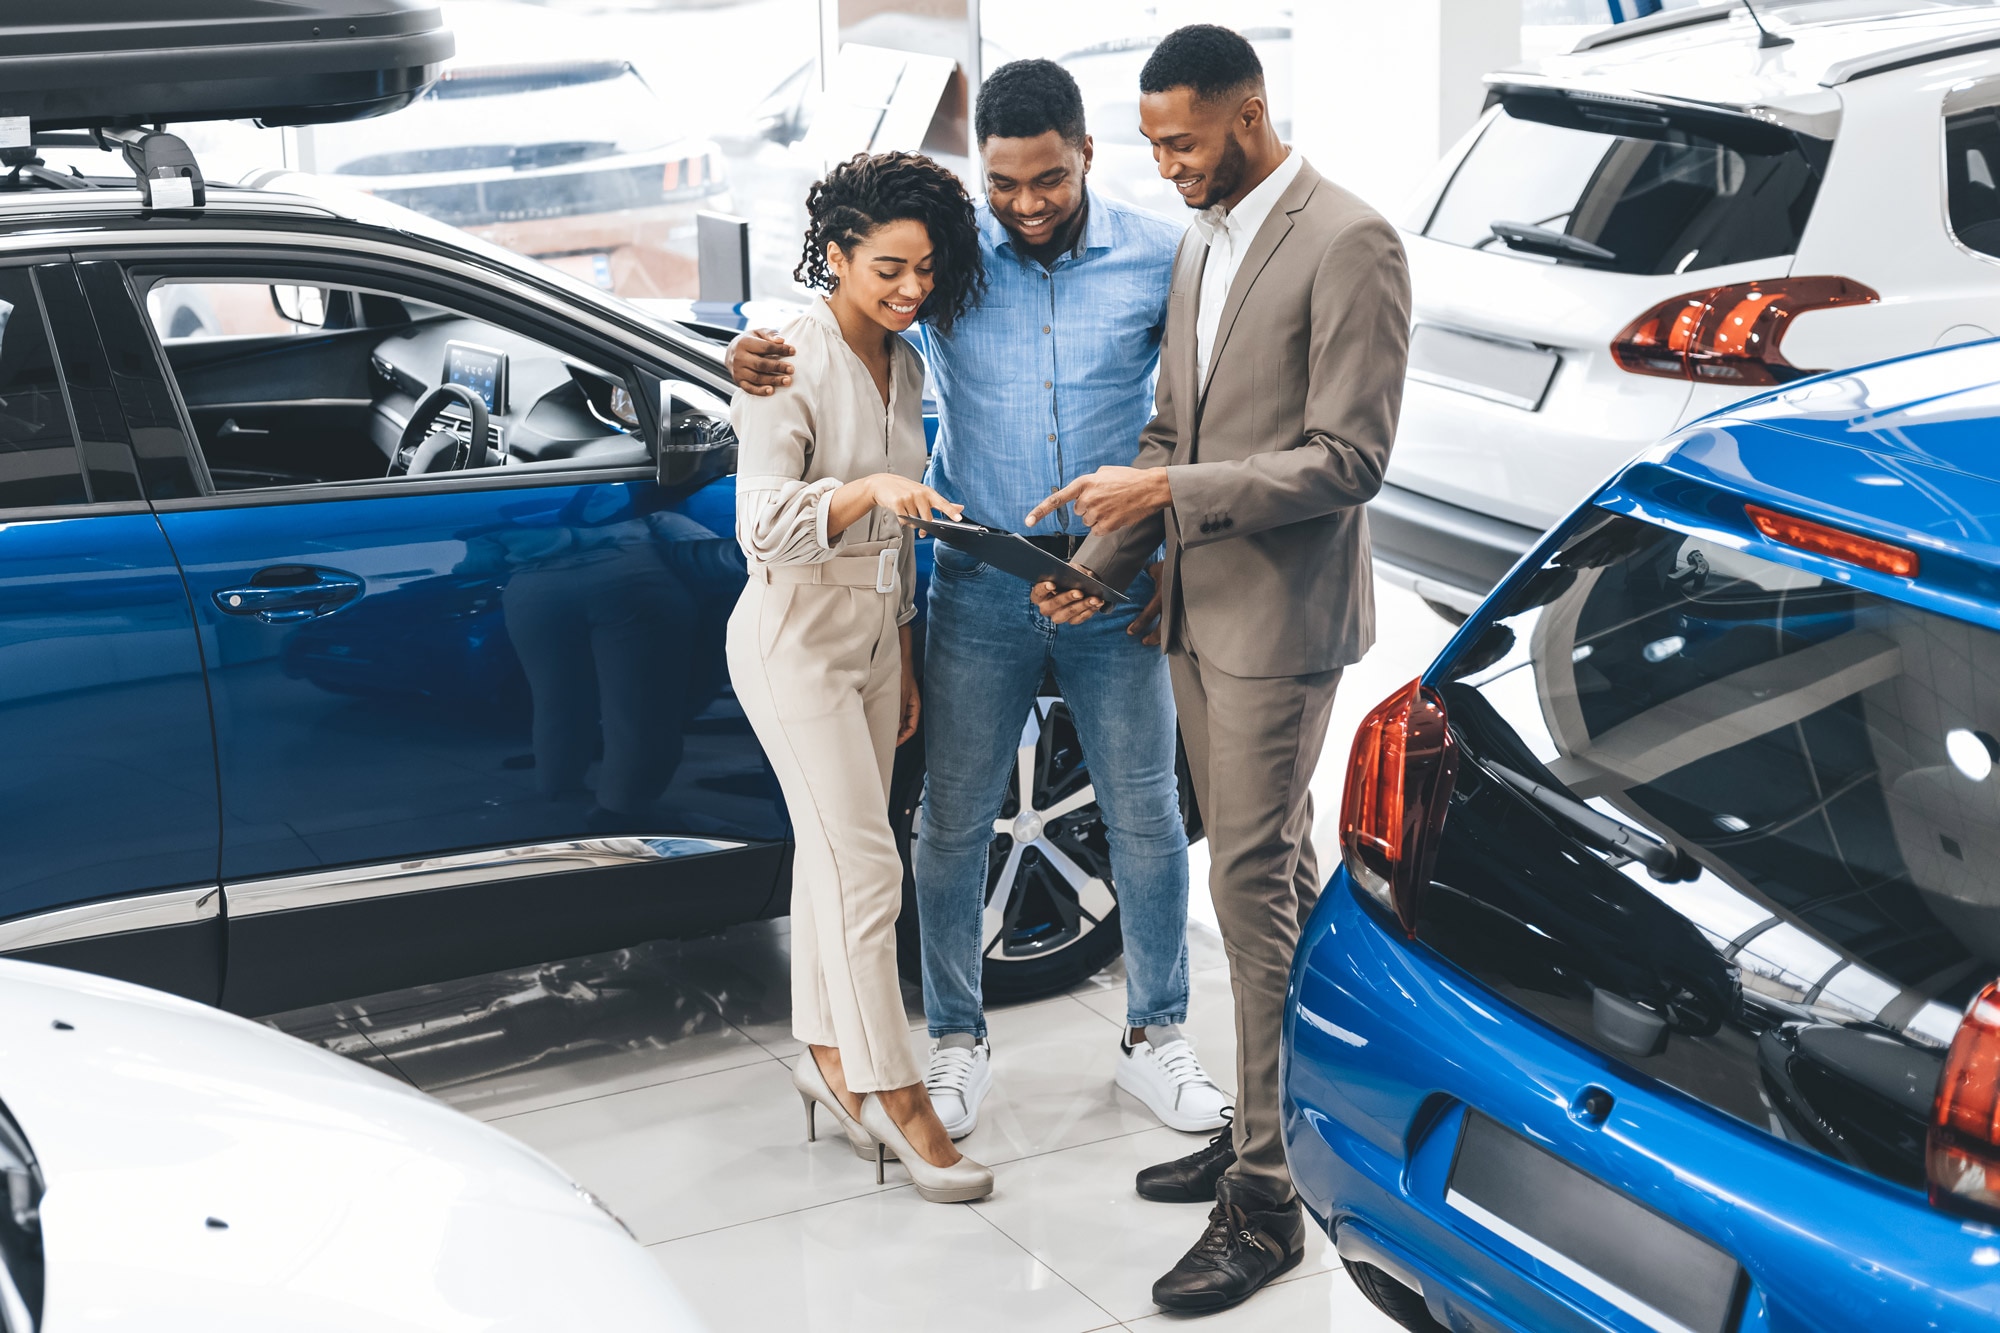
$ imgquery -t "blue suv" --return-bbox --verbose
[1284,340,2000,1330]
[0,6,1146,1016]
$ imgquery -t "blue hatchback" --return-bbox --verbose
[1284,341,2000,1331]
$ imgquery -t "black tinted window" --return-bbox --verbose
[1946,106,2000,258]
[0,269,86,509]
[76,262,203,500]
[1426,99,1825,275]
[1445,512,1995,1043]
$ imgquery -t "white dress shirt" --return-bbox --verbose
[1193,148,1303,382]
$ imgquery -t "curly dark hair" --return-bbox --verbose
[976,58,1085,146]
[794,151,984,335]
[1140,24,1265,105]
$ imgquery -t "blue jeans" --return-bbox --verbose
[915,541,1190,1036]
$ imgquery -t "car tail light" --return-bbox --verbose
[1339,679,1458,936]
[1930,980,2000,1220]
[663,158,683,192]
[1746,503,1919,577]
[1610,276,1878,386]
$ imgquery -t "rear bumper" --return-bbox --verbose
[1367,482,1542,610]
[1281,873,2000,1333]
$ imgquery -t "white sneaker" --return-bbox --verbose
[1115,1026,1231,1132]
[925,1035,992,1140]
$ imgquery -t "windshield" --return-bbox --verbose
[1424,99,1825,276]
[316,64,675,175]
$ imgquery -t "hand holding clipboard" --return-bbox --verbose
[896,515,1130,605]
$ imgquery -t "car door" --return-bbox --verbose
[0,259,222,1001]
[83,249,778,1014]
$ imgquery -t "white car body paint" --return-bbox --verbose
[0,959,701,1330]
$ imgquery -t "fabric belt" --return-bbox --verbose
[756,545,900,594]
[1023,534,1085,561]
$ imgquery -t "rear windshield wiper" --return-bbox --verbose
[1489,220,1616,264]
[1483,760,1696,881]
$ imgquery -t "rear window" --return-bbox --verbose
[1421,509,2000,1186]
[1946,105,2000,258]
[1424,95,1826,276]
[1444,511,1997,1034]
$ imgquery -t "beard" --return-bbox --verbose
[1189,131,1249,210]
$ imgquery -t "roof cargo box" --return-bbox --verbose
[0,1,453,130]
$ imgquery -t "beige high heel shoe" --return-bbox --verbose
[860,1094,994,1203]
[793,1051,883,1161]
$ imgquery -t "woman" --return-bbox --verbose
[726,151,990,1203]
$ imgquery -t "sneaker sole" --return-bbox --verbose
[1114,1061,1230,1134]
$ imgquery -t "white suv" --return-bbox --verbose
[1377,0,2000,620]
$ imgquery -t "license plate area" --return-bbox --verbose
[1447,1112,1744,1333]
[1408,324,1561,411]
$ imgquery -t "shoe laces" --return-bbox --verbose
[925,1044,978,1099]
[1192,1108,1234,1164]
[1192,1201,1256,1260]
[1151,1038,1217,1092]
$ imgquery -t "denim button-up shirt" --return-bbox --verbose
[917,191,1182,535]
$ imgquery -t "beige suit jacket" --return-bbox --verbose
[1075,159,1412,678]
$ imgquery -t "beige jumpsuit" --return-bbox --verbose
[726,298,926,1093]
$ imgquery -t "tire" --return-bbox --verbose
[893,695,1187,1003]
[1341,1258,1445,1332]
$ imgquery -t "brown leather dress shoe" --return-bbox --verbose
[1150,1178,1305,1314]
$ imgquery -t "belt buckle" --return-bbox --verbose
[875,547,899,594]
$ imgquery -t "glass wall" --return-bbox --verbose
[981,0,1293,218]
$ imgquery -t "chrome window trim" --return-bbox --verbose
[0,885,219,954]
[225,836,753,918]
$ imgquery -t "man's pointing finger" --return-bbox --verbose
[1024,478,1085,528]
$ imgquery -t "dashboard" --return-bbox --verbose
[367,315,644,470]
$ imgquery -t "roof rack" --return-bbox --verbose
[0,127,211,209]
[1820,26,2000,86]
[1568,1,1736,54]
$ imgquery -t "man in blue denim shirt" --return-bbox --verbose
[728,61,1228,1140]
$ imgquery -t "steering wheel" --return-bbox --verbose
[389,383,491,477]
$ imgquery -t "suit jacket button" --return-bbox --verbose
[1222,516,1234,528]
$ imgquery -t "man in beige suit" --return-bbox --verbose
[1027,24,1411,1315]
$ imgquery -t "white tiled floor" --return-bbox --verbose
[267,581,1457,1331]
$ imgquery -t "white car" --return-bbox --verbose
[0,959,697,1331]
[1378,0,2000,620]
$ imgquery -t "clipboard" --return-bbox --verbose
[900,516,1131,604]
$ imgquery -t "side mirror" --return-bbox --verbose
[656,378,737,489]
[270,284,327,329]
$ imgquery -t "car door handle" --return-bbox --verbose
[215,418,270,439]
[213,568,363,624]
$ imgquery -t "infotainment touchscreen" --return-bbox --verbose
[443,341,508,414]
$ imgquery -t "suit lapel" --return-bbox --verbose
[1198,164,1321,406]
[1175,240,1205,459]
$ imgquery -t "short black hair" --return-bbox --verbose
[1139,24,1264,104]
[976,58,1086,146]
[794,151,985,334]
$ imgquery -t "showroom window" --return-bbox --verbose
[1424,97,1825,276]
[0,267,89,510]
[137,274,644,493]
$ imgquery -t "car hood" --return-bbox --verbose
[0,959,701,1330]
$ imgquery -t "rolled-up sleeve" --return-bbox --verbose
[731,374,844,566]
